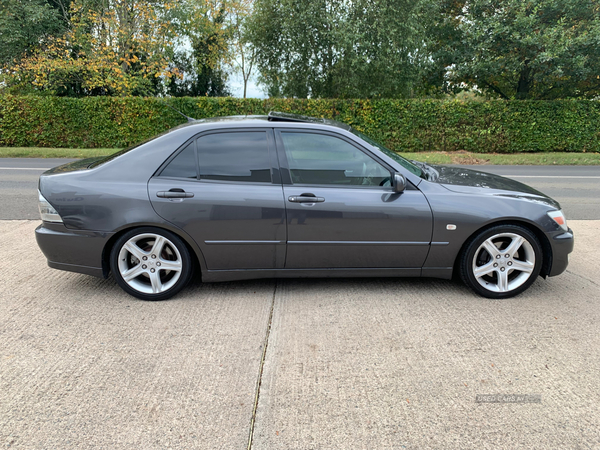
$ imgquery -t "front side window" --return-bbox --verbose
[350,129,423,178]
[197,132,271,183]
[280,132,390,186]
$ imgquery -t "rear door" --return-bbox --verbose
[276,129,433,269]
[149,129,286,270]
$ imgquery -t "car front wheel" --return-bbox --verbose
[110,227,193,301]
[460,225,542,299]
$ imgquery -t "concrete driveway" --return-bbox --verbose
[1,220,599,449]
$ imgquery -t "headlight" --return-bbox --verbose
[38,190,63,223]
[547,210,568,232]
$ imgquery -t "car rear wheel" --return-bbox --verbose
[459,225,542,299]
[110,227,192,301]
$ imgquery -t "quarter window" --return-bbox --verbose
[197,132,271,183]
[160,142,197,179]
[280,132,390,186]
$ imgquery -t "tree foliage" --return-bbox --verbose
[4,0,181,96]
[167,0,232,97]
[428,0,600,99]
[227,0,255,98]
[2,0,242,97]
[2,0,599,100]
[247,0,431,98]
[0,0,66,66]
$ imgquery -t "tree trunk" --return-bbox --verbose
[516,65,532,100]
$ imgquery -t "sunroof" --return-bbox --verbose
[267,111,322,123]
[267,111,351,130]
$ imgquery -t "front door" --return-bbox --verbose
[149,129,286,270]
[276,130,433,269]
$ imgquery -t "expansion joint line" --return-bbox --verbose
[247,281,277,450]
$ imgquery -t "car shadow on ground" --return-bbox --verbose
[57,271,557,304]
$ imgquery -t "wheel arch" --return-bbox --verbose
[453,219,553,279]
[101,223,207,279]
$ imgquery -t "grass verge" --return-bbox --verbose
[401,151,600,165]
[0,147,117,158]
[1,147,599,165]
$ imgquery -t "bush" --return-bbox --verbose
[1,95,599,153]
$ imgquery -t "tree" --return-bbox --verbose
[4,0,181,96]
[227,0,255,98]
[428,0,600,99]
[165,0,232,97]
[247,0,431,98]
[0,0,65,66]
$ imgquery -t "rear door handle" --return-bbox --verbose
[288,193,325,203]
[157,188,194,199]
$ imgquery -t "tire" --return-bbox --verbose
[110,227,193,301]
[459,224,543,299]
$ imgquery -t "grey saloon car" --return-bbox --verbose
[36,112,574,300]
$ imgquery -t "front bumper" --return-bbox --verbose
[35,222,114,278]
[548,228,574,277]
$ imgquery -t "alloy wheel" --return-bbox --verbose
[117,233,183,295]
[472,232,536,293]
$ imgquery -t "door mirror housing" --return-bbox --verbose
[393,173,406,193]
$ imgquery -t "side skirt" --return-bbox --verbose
[421,267,453,280]
[202,267,425,283]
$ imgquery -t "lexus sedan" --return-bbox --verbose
[36,112,574,300]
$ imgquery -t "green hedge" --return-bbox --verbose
[1,95,599,153]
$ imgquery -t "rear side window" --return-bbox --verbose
[160,142,197,179]
[197,132,271,183]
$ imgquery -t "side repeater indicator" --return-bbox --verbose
[446,224,457,231]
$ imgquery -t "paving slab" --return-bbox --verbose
[254,221,600,449]
[0,221,273,449]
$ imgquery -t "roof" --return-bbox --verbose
[171,111,352,132]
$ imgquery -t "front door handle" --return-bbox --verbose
[157,188,194,199]
[288,193,325,203]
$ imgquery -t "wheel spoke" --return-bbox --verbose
[151,236,166,257]
[504,235,525,257]
[122,264,145,282]
[474,261,495,278]
[158,259,182,272]
[511,259,534,273]
[123,241,147,261]
[149,271,162,293]
[482,239,501,259]
[497,269,509,292]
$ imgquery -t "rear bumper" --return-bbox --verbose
[548,229,574,277]
[35,222,113,278]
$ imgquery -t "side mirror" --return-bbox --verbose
[393,173,406,193]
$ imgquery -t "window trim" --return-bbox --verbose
[274,128,396,189]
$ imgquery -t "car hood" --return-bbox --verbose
[431,165,561,209]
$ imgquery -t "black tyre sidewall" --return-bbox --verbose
[460,225,543,299]
[110,227,193,301]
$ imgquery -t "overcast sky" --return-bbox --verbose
[228,71,267,99]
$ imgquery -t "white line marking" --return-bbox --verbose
[504,175,600,179]
[0,167,51,170]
